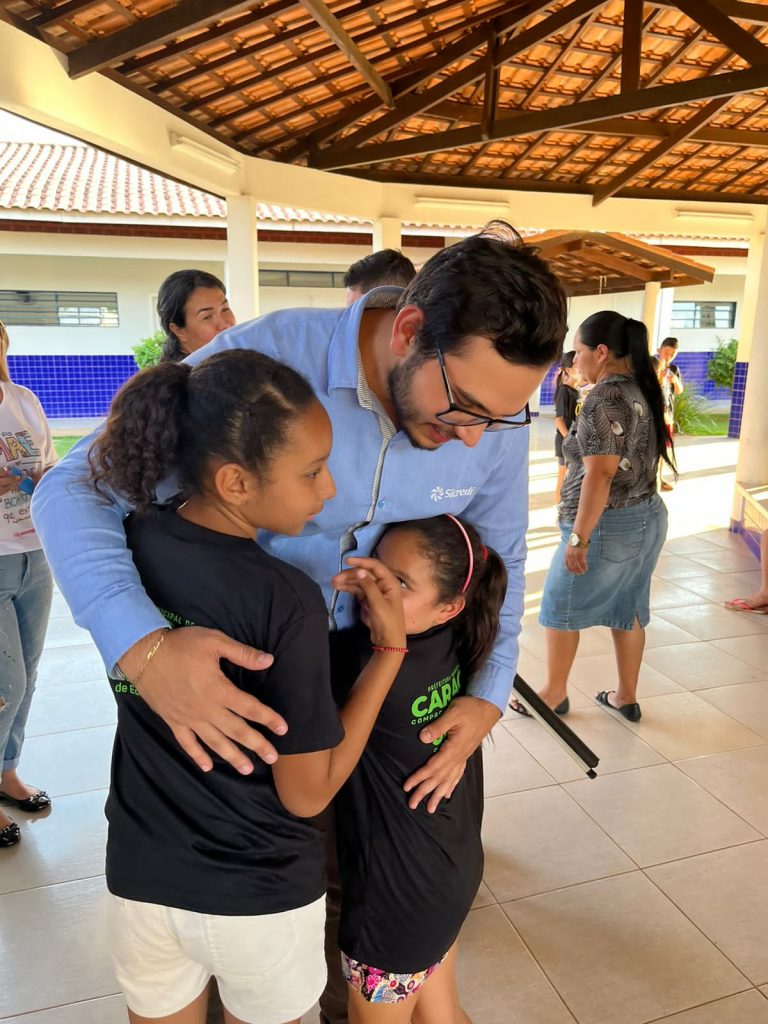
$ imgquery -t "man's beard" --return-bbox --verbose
[387,360,437,451]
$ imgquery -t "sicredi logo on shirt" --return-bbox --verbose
[430,486,477,502]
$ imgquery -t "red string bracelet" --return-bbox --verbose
[372,644,409,655]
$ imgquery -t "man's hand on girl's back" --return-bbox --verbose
[119,626,286,774]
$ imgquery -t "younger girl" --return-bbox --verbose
[88,350,406,1024]
[332,514,507,1024]
[553,351,581,504]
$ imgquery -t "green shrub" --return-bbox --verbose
[707,336,738,391]
[132,330,165,369]
[673,382,718,436]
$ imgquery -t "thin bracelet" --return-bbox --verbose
[372,644,409,655]
[132,630,168,686]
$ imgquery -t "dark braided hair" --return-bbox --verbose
[381,515,507,679]
[89,350,317,514]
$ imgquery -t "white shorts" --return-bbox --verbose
[106,892,326,1023]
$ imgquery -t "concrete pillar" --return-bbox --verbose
[641,281,661,348]
[226,195,260,320]
[372,217,402,252]
[733,231,768,503]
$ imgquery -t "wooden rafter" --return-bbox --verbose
[655,0,768,25]
[481,28,499,141]
[673,0,768,64]
[621,0,644,93]
[67,0,258,78]
[591,96,732,204]
[296,0,393,108]
[31,0,98,28]
[311,63,768,170]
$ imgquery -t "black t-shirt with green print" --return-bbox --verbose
[332,623,484,973]
[105,507,344,916]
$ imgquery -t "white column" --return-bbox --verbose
[372,217,402,252]
[641,281,661,348]
[226,195,260,320]
[734,231,768,493]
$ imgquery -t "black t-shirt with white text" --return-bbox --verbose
[333,624,484,973]
[106,509,344,916]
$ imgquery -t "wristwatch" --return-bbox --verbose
[568,532,590,549]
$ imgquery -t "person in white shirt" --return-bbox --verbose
[0,320,58,848]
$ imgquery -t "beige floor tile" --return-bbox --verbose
[482,724,556,797]
[762,986,768,999]
[692,529,748,551]
[643,642,765,690]
[25,679,116,737]
[674,571,762,606]
[504,707,666,783]
[0,790,107,896]
[563,763,759,867]
[685,548,762,575]
[43,615,97,649]
[0,877,117,1017]
[35,641,105,689]
[49,587,75,619]
[643,616,701,648]
[521,618,614,658]
[456,905,576,1024]
[677,746,768,837]
[1,995,128,1024]
[712,634,768,671]
[568,653,684,698]
[654,554,714,582]
[648,991,768,1023]
[650,577,712,610]
[654,604,768,641]
[471,880,496,910]
[503,872,749,1024]
[482,787,632,901]
[649,841,768,985]
[663,536,724,557]
[615,692,765,760]
[18,726,114,797]
[698,682,768,741]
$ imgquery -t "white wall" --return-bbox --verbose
[563,290,645,348]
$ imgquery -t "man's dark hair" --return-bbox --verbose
[659,336,679,350]
[398,222,567,369]
[343,249,417,292]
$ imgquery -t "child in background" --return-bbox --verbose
[332,514,507,1024]
[554,351,582,504]
[87,350,406,1024]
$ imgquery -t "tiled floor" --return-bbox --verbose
[3,423,768,1023]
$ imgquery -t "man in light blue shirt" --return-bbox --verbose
[33,227,566,804]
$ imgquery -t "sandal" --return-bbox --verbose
[724,598,768,615]
[0,819,21,848]
[509,697,569,717]
[596,690,642,722]
[0,789,51,812]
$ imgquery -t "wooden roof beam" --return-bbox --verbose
[621,0,644,94]
[654,0,768,25]
[311,63,768,170]
[592,97,732,205]
[31,0,97,29]
[481,28,500,142]
[673,0,768,64]
[67,0,257,79]
[312,0,608,156]
[296,0,393,108]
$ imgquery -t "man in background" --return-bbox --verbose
[343,249,416,304]
[653,336,683,491]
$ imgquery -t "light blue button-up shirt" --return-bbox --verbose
[32,290,529,713]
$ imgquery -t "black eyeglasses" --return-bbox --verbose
[434,343,531,432]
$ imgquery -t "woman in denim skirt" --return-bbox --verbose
[512,311,673,723]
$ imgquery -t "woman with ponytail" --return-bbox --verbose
[88,349,409,1024]
[512,310,671,724]
[331,514,506,1022]
[156,269,236,362]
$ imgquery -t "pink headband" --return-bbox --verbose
[444,514,474,593]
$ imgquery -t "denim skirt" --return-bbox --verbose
[539,494,667,632]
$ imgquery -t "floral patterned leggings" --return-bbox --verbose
[341,950,446,1004]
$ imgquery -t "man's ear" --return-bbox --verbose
[390,305,425,358]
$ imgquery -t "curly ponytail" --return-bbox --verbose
[381,516,508,680]
[578,310,676,474]
[90,362,190,513]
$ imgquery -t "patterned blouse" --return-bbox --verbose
[559,374,659,523]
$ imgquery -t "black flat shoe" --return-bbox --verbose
[0,819,21,848]
[510,697,570,717]
[0,789,51,812]
[595,691,642,722]
[555,698,570,716]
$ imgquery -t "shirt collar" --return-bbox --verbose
[327,286,402,392]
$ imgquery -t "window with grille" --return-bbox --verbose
[0,290,120,327]
[258,270,347,288]
[670,301,736,330]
